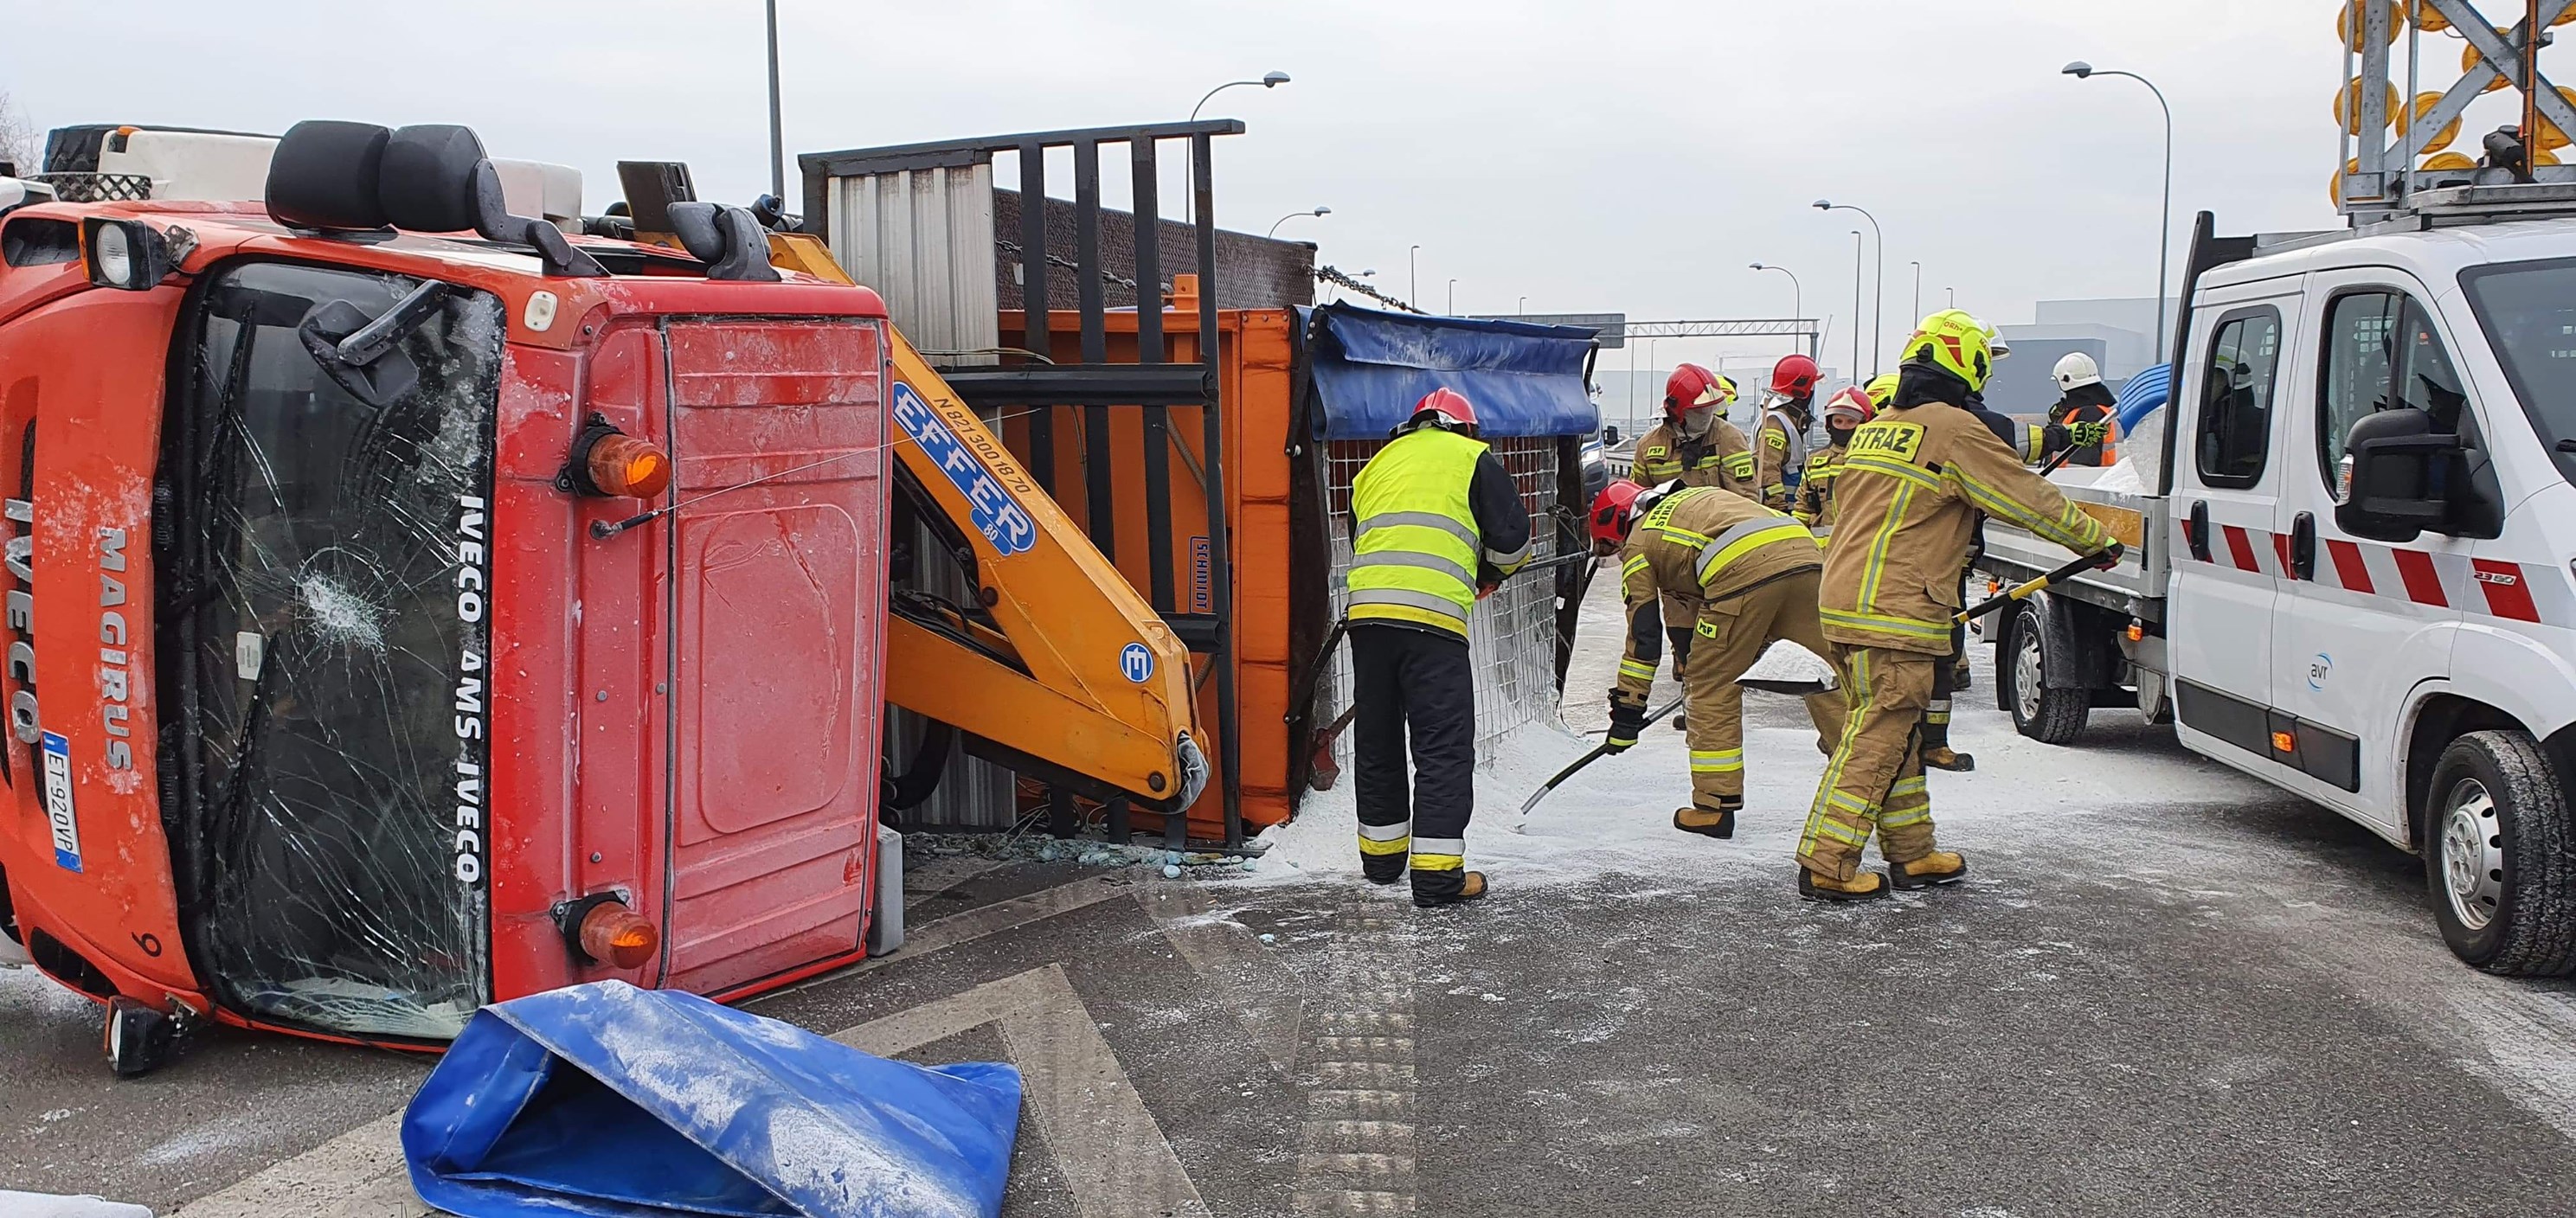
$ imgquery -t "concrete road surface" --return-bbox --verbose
[6,576,2574,1215]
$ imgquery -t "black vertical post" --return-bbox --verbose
[1018,142,1054,493]
[1192,133,1243,848]
[1074,140,1115,560]
[1131,139,1177,612]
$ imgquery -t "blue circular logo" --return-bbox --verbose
[1120,643,1154,684]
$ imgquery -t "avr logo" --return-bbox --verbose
[2309,652,2333,692]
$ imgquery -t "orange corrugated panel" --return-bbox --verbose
[997,307,1299,839]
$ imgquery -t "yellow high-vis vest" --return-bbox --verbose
[1347,427,1489,638]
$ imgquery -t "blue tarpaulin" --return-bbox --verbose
[1300,303,1601,440]
[2115,362,2174,436]
[401,981,1021,1218]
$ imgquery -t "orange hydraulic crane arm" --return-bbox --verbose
[879,328,1207,812]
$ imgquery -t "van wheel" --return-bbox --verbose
[2426,730,2576,977]
[2001,603,2087,744]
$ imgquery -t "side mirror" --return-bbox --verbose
[2334,407,2461,543]
[1603,425,1621,446]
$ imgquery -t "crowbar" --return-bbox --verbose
[1516,693,1686,821]
[1736,547,2117,696]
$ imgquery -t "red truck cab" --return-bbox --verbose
[0,122,892,1069]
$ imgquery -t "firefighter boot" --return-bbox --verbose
[1797,867,1889,903]
[1889,851,1969,890]
[1673,798,1740,840]
[1922,745,1976,772]
[1414,871,1489,908]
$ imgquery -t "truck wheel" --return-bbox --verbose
[2002,603,2088,744]
[2425,729,2576,977]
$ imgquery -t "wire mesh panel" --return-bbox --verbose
[29,173,153,202]
[1320,436,1564,768]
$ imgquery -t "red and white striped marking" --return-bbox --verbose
[2187,522,2566,625]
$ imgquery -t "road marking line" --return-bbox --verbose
[1137,883,1305,1074]
[174,874,1135,1217]
[837,964,1208,1218]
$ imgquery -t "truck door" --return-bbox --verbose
[2268,278,2470,832]
[658,317,890,997]
[2168,295,2296,767]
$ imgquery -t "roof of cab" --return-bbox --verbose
[2207,215,2576,292]
[4,196,890,347]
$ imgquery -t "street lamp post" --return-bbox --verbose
[1518,295,1527,315]
[1847,231,1864,381]
[1409,245,1421,307]
[1448,279,1459,313]
[1265,206,1330,238]
[1185,71,1291,224]
[1910,260,1923,325]
[1815,200,1885,375]
[2065,61,2174,359]
[1751,262,1806,360]
[765,0,785,201]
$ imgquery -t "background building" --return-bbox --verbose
[1993,296,2162,415]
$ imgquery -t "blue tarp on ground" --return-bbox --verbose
[401,981,1021,1218]
[2116,362,2175,436]
[1299,303,1601,440]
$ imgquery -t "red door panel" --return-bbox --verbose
[660,318,886,996]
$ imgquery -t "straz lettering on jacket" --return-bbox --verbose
[1848,420,1926,465]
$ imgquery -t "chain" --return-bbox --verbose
[1315,265,1424,313]
[994,240,1140,290]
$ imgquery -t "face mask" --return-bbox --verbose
[1680,406,1717,438]
[1828,425,1856,446]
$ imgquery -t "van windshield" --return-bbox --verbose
[2460,258,2576,486]
[167,260,500,1040]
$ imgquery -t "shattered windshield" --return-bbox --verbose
[2461,258,2576,488]
[168,260,499,1040]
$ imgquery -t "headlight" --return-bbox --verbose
[82,217,172,292]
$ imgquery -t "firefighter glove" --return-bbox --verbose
[2067,420,2112,446]
[1605,694,1648,754]
[2091,540,2126,570]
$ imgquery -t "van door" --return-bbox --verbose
[2168,294,2297,767]
[2267,276,2470,834]
[659,317,890,997]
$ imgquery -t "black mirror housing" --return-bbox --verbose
[2334,407,2461,543]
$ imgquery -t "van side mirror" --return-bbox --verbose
[2334,407,2462,543]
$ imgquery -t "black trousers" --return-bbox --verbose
[1351,624,1475,894]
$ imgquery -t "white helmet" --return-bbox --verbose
[2054,351,2104,391]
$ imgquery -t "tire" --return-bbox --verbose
[2001,603,2088,744]
[2425,729,2576,977]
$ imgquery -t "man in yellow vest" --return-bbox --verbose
[1800,311,2117,902]
[1347,388,1534,907]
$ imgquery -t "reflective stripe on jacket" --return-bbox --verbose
[1629,420,1758,497]
[1349,427,1489,636]
[1614,486,1825,700]
[1819,399,2110,654]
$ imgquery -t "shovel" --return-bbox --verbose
[1736,548,2117,696]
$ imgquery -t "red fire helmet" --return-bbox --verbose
[1663,364,1731,419]
[1407,386,1480,433]
[1590,480,1647,547]
[1769,354,1821,399]
[1821,385,1875,426]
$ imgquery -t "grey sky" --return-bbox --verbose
[4,2,2467,388]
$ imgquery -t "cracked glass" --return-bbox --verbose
[167,260,499,1040]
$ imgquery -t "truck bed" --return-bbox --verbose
[1973,468,2168,623]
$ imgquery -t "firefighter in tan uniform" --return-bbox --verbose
[1752,354,1821,511]
[1798,311,2118,901]
[1792,385,1878,537]
[1626,364,1758,732]
[1588,482,1845,837]
[1629,364,1757,496]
